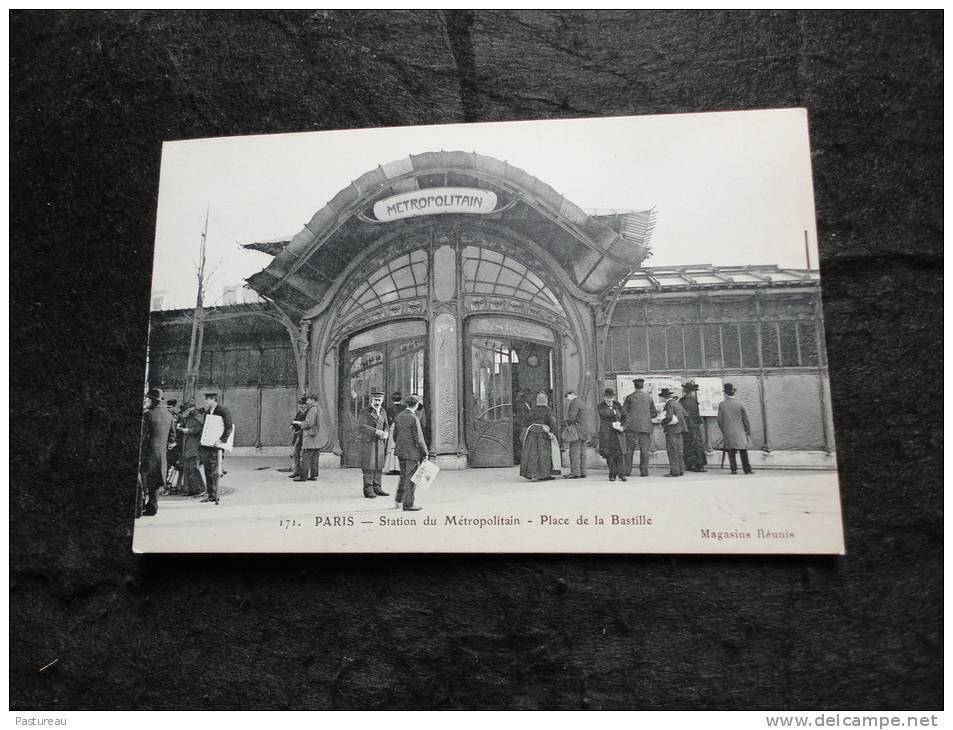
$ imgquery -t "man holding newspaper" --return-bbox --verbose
[198,392,234,504]
[392,394,430,512]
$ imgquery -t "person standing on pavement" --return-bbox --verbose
[176,399,206,497]
[199,392,233,504]
[393,394,429,512]
[680,382,708,472]
[622,378,658,477]
[717,383,754,475]
[139,387,174,517]
[659,388,688,477]
[294,393,321,482]
[289,395,309,479]
[357,388,390,499]
[596,388,628,482]
[561,390,589,479]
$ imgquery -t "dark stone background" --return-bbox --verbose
[10,10,942,710]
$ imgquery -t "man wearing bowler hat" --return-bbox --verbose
[717,383,754,475]
[659,387,688,477]
[622,378,657,477]
[199,392,233,504]
[139,387,174,516]
[680,381,707,472]
[356,387,390,498]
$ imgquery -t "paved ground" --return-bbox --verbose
[133,457,845,555]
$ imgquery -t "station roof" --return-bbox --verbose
[621,265,820,293]
[243,151,656,319]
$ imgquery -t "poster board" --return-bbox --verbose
[694,377,725,417]
[200,414,235,453]
[615,374,683,414]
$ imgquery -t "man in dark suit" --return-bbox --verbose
[717,382,754,475]
[393,394,429,511]
[659,387,688,477]
[199,392,233,504]
[680,382,708,472]
[139,387,174,517]
[356,387,390,498]
[289,395,309,478]
[175,399,206,497]
[596,388,628,482]
[622,378,658,477]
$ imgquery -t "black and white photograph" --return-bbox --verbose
[11,10,940,715]
[135,110,843,554]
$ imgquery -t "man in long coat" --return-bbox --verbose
[680,382,707,472]
[393,394,429,511]
[561,390,589,478]
[176,400,206,497]
[139,387,174,517]
[717,383,754,474]
[596,388,628,482]
[356,388,390,498]
[659,388,688,477]
[294,393,321,481]
[199,392,233,504]
[289,395,309,478]
[622,378,658,477]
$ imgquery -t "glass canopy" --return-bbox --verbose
[338,249,429,320]
[461,246,564,315]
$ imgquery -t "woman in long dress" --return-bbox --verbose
[519,392,558,481]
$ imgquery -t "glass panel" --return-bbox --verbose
[648,326,667,370]
[723,324,741,368]
[684,324,702,369]
[629,327,648,371]
[609,328,629,372]
[761,323,780,367]
[470,338,513,422]
[496,266,523,289]
[740,323,760,369]
[703,324,724,369]
[349,350,385,415]
[779,321,800,367]
[475,260,498,283]
[798,321,819,366]
[665,326,685,369]
[462,258,479,281]
[391,267,413,290]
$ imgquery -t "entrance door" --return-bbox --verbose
[466,336,554,467]
[340,328,427,467]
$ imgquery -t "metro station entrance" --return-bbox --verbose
[464,317,557,467]
[339,321,428,467]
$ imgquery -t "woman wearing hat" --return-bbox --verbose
[519,392,558,481]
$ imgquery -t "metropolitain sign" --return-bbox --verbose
[372,187,498,222]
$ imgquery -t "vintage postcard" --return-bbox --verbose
[134,109,844,554]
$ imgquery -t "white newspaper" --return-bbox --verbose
[410,460,440,491]
[200,414,235,452]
